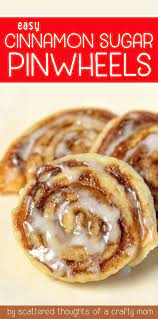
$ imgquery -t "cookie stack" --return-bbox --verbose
[1,108,158,283]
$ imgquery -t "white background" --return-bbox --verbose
[0,0,158,15]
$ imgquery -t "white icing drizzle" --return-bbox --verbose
[77,189,121,245]
[25,168,121,276]
[85,160,104,172]
[126,189,145,240]
[51,259,72,276]
[87,263,101,273]
[18,126,48,161]
[104,123,134,155]
[30,247,72,277]
[76,115,105,129]
[39,162,95,186]
[36,166,46,176]
[24,158,146,277]
[54,130,94,158]
[84,160,145,241]
[15,113,106,162]
[39,171,52,183]
[102,112,156,155]
[24,220,34,234]
[26,189,121,253]
[55,137,72,158]
[59,167,81,183]
[125,133,158,161]
[143,217,155,242]
[17,114,75,161]
[45,165,81,187]
[125,245,137,256]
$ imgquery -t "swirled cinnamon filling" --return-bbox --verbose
[15,155,154,279]
[96,111,158,215]
[0,108,116,194]
[98,111,158,157]
[16,171,120,275]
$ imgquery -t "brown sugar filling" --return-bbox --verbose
[14,160,142,277]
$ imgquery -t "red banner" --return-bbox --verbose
[0,17,158,82]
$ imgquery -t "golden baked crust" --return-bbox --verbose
[13,154,158,283]
[0,108,116,194]
[92,111,158,213]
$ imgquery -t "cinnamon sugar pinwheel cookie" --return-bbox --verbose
[13,154,158,283]
[92,111,158,213]
[0,108,115,194]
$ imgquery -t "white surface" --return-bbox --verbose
[0,86,158,305]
